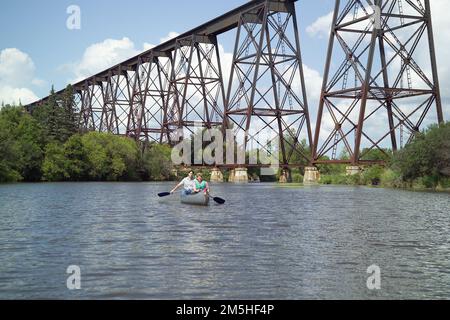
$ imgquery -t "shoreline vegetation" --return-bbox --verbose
[1,87,449,192]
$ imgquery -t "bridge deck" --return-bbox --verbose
[27,0,298,107]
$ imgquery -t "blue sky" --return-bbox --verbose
[0,0,335,102]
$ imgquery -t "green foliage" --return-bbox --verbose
[81,132,139,181]
[361,165,385,186]
[42,142,68,181]
[0,106,45,182]
[64,134,89,181]
[1,103,176,183]
[392,122,450,188]
[380,169,403,188]
[291,171,304,183]
[320,174,350,185]
[32,85,78,144]
[41,132,144,182]
[141,144,174,181]
[316,156,346,175]
[360,148,393,163]
[438,177,450,189]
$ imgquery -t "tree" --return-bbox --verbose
[142,144,174,181]
[0,106,45,182]
[81,132,140,181]
[64,134,89,181]
[392,122,450,186]
[32,85,78,144]
[42,142,68,181]
[60,85,79,140]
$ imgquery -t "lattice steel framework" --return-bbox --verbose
[225,0,312,166]
[126,53,171,143]
[313,0,443,165]
[165,35,226,143]
[79,68,134,135]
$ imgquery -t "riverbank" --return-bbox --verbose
[319,170,450,193]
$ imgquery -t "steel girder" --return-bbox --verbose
[225,0,313,167]
[164,35,226,143]
[313,0,443,165]
[126,53,171,143]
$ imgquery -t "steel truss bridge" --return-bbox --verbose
[26,0,444,167]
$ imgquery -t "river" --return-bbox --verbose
[0,182,449,299]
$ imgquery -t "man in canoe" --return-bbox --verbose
[170,171,195,196]
[193,173,210,194]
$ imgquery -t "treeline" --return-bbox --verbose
[0,87,173,183]
[320,123,450,190]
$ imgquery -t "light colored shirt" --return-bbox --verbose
[182,177,195,191]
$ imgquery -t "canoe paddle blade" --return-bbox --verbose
[158,192,171,198]
[213,197,226,205]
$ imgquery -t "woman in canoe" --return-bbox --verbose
[193,173,210,195]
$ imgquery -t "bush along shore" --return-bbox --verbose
[318,123,450,192]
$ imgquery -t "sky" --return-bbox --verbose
[0,0,335,104]
[0,0,449,122]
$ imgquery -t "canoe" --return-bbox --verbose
[181,192,210,206]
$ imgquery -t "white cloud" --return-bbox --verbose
[143,43,155,51]
[0,86,38,106]
[160,31,180,44]
[0,48,35,87]
[0,48,39,105]
[67,32,183,83]
[306,11,333,39]
[70,37,140,82]
[31,78,47,87]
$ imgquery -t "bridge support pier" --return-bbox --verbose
[210,168,224,183]
[346,166,361,176]
[279,169,291,184]
[303,167,320,185]
[228,168,248,184]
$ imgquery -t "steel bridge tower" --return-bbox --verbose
[312,0,443,165]
[226,0,313,167]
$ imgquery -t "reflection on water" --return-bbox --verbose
[0,182,449,299]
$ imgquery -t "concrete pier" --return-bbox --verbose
[279,170,291,183]
[210,168,224,182]
[303,167,320,184]
[346,166,361,176]
[228,168,249,183]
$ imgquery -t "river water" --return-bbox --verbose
[0,182,449,299]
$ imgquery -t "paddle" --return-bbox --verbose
[209,195,226,205]
[158,192,171,198]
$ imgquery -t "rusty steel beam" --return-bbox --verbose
[313,0,443,165]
